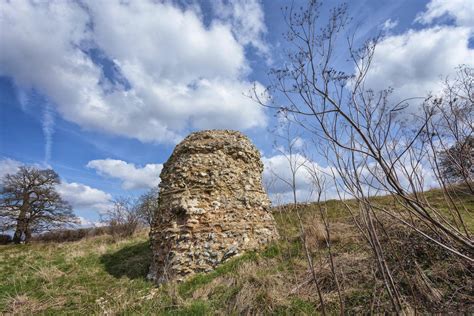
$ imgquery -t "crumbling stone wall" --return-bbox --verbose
[149,130,279,283]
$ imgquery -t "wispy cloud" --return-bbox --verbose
[42,104,55,164]
[211,0,271,62]
[382,18,398,31]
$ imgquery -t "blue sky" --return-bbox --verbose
[1,0,473,225]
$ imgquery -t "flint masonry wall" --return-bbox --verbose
[149,130,279,283]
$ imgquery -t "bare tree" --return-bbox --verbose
[305,159,345,314]
[428,66,473,194]
[269,114,308,205]
[269,116,327,314]
[252,1,472,312]
[137,187,159,227]
[0,166,77,243]
[101,196,142,238]
[438,136,473,189]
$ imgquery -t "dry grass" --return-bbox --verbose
[4,294,67,314]
[303,214,327,250]
[5,295,41,314]
[0,190,472,314]
[32,265,65,283]
[376,217,474,313]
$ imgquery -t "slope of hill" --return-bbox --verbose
[1,189,472,314]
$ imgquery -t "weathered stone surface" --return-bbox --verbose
[148,130,279,283]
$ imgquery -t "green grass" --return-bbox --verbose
[0,234,154,314]
[0,187,472,314]
[177,252,258,298]
[0,232,294,315]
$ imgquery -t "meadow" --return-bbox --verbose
[1,188,473,314]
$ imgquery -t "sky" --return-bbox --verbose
[1,0,473,225]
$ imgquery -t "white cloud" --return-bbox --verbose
[353,159,439,197]
[0,1,267,144]
[56,182,112,212]
[262,154,337,204]
[87,159,162,190]
[415,0,474,28]
[262,151,438,203]
[382,18,398,31]
[360,0,474,106]
[292,137,305,149]
[364,25,474,103]
[74,216,107,228]
[263,154,309,194]
[0,158,112,212]
[212,0,270,59]
[0,158,49,178]
[0,158,22,179]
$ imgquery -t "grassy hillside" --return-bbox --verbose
[1,189,473,314]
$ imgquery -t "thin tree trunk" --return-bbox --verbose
[24,226,32,244]
[296,207,327,315]
[12,224,24,244]
[13,211,27,243]
[13,194,29,244]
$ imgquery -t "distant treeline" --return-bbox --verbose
[0,226,113,244]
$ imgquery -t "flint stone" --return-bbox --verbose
[148,130,279,283]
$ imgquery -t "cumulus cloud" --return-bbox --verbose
[363,0,474,103]
[0,1,267,144]
[415,0,474,28]
[353,159,439,197]
[0,158,112,212]
[75,216,104,228]
[56,182,112,212]
[0,158,22,179]
[262,154,337,204]
[262,152,438,204]
[212,0,270,59]
[87,159,162,190]
[0,158,49,178]
[365,26,474,101]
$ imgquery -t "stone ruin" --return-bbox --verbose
[148,130,279,283]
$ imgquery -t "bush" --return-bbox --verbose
[101,197,143,240]
[108,221,139,239]
[32,226,109,243]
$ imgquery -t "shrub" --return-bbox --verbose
[32,226,109,243]
[101,197,142,240]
